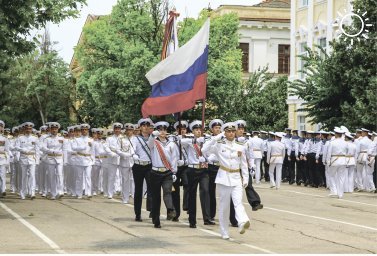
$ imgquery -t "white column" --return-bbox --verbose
[327,0,334,53]
[307,0,314,48]
[289,0,296,81]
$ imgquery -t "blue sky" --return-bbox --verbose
[47,0,262,63]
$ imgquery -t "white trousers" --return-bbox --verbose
[119,167,132,203]
[218,184,249,237]
[329,165,347,198]
[65,165,75,196]
[269,163,282,188]
[20,164,36,198]
[46,163,63,198]
[0,165,6,193]
[74,165,92,197]
[325,165,330,189]
[364,164,375,191]
[10,162,16,192]
[130,171,135,197]
[91,165,101,194]
[102,164,117,198]
[254,158,262,184]
[355,163,365,190]
[344,166,355,193]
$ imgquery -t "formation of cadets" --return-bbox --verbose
[0,119,376,239]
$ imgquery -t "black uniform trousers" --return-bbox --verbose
[296,153,306,184]
[187,167,210,225]
[132,164,152,218]
[208,164,219,219]
[288,151,297,183]
[230,172,261,226]
[307,153,318,186]
[150,170,174,226]
[282,149,290,181]
[262,151,270,181]
[172,165,188,218]
[317,156,325,186]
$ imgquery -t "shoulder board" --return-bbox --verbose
[235,141,245,145]
[216,139,226,144]
[32,134,38,137]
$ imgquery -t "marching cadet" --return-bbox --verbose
[181,120,212,228]
[322,132,334,189]
[344,133,356,193]
[315,131,328,187]
[202,122,250,239]
[123,123,136,199]
[102,123,122,199]
[248,131,264,184]
[91,128,106,196]
[133,125,141,136]
[38,125,49,197]
[131,118,153,222]
[368,132,376,193]
[0,120,13,197]
[260,131,270,182]
[355,128,372,192]
[202,119,223,221]
[326,127,348,198]
[70,124,94,199]
[40,122,66,199]
[65,126,77,196]
[282,128,292,183]
[296,130,307,186]
[171,120,189,222]
[288,130,299,185]
[15,122,39,200]
[147,121,177,228]
[9,127,19,193]
[116,123,135,204]
[267,132,285,189]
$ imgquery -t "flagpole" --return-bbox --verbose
[201,99,206,135]
[178,112,182,160]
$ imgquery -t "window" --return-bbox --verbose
[298,116,306,131]
[278,44,290,74]
[318,37,327,58]
[299,42,307,79]
[300,0,309,7]
[239,43,249,72]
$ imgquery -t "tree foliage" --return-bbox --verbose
[290,0,377,130]
[0,32,74,128]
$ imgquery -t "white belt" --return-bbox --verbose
[208,162,219,166]
[152,167,168,172]
[136,160,151,166]
[188,164,201,169]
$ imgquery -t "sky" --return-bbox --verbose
[48,0,262,64]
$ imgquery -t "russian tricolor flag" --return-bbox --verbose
[141,19,210,118]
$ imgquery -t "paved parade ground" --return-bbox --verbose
[1,181,376,254]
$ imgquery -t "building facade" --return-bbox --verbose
[287,0,352,131]
[214,0,291,77]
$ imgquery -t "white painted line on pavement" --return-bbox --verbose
[284,190,377,207]
[0,201,66,254]
[110,198,275,254]
[262,206,377,232]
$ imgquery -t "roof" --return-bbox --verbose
[252,0,290,8]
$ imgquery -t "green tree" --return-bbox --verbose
[74,0,167,126]
[290,0,376,130]
[0,31,74,128]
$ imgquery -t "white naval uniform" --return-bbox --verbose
[102,135,121,198]
[267,140,285,189]
[202,138,249,238]
[355,136,372,191]
[40,135,67,198]
[247,136,264,184]
[0,134,12,194]
[38,134,49,196]
[65,138,78,196]
[15,134,39,199]
[366,138,376,191]
[345,141,356,193]
[326,138,348,198]
[116,137,135,203]
[92,139,107,195]
[9,136,18,193]
[70,136,94,198]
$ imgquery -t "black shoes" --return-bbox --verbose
[166,210,176,220]
[289,180,295,185]
[172,217,179,222]
[135,216,142,222]
[189,223,197,228]
[231,223,238,227]
[154,224,161,228]
[204,220,215,225]
[2,192,6,196]
[252,204,264,211]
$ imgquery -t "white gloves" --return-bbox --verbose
[242,180,248,188]
[177,159,185,166]
[172,174,177,183]
[213,132,224,142]
[132,154,139,161]
[152,130,160,137]
[250,169,255,177]
[196,137,205,144]
[207,155,217,163]
[111,152,118,158]
[198,156,206,163]
[238,137,246,143]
